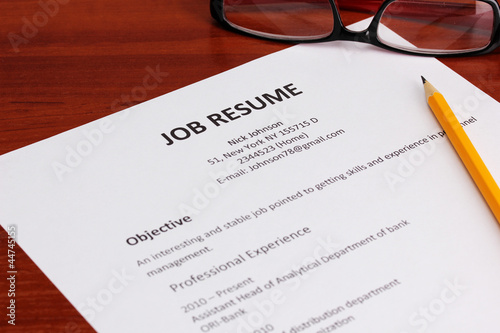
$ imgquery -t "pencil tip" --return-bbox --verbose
[421,76,427,84]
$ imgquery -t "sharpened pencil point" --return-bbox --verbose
[421,76,427,84]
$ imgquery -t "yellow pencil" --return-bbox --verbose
[422,76,500,223]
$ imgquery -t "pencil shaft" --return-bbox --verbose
[424,81,500,223]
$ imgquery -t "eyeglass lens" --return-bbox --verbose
[222,0,495,53]
[378,0,495,53]
[223,0,335,40]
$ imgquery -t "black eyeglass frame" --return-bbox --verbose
[210,0,500,56]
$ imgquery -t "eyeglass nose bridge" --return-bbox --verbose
[337,28,375,44]
[328,0,388,46]
[329,0,411,51]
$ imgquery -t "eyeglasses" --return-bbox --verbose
[210,0,500,56]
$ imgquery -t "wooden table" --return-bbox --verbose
[1,0,499,331]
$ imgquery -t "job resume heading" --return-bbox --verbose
[160,83,303,146]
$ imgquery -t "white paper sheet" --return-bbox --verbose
[2,39,500,333]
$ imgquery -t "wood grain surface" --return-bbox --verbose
[1,0,499,332]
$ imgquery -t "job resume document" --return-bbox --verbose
[2,39,500,332]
